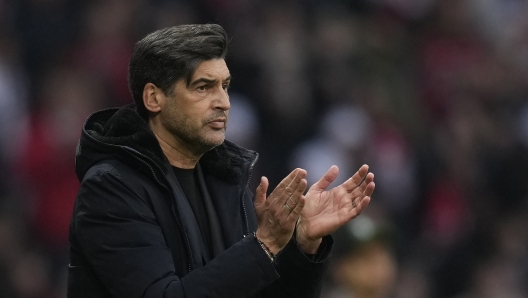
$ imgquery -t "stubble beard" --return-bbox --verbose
[162,112,227,156]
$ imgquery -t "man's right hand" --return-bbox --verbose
[254,168,308,255]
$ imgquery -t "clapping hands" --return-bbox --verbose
[296,164,375,253]
[254,164,375,255]
[254,168,308,255]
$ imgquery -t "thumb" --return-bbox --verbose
[310,165,339,192]
[254,176,268,209]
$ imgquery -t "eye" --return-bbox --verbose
[222,84,230,91]
[197,85,208,92]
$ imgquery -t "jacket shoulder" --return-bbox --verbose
[82,159,156,188]
[76,159,162,217]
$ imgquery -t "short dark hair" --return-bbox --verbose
[128,24,229,118]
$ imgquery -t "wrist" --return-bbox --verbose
[255,230,282,256]
[295,223,322,254]
[253,232,278,263]
[297,236,322,254]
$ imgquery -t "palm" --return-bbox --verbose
[298,165,375,241]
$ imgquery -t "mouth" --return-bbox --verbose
[207,118,227,129]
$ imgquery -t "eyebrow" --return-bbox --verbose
[189,75,232,87]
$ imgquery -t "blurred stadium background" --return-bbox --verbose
[0,0,527,297]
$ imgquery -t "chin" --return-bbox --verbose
[210,137,225,147]
[207,132,226,145]
[198,135,225,152]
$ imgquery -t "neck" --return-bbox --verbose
[149,122,202,169]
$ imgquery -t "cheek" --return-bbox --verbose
[165,94,213,127]
[184,100,210,115]
[170,103,204,123]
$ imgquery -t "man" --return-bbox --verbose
[68,24,375,298]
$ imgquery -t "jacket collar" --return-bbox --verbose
[75,103,257,185]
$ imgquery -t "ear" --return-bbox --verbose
[143,83,164,113]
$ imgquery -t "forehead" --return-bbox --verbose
[192,59,230,79]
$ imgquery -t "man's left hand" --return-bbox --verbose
[296,164,375,254]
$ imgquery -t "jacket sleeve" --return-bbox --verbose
[241,185,333,298]
[257,234,333,298]
[71,167,281,298]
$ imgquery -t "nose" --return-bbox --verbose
[213,85,230,111]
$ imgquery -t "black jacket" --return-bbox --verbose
[68,104,332,298]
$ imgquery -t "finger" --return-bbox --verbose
[350,182,376,209]
[364,179,375,197]
[358,187,373,209]
[254,176,268,210]
[342,165,370,193]
[364,172,374,185]
[285,168,307,193]
[270,168,306,210]
[358,175,375,198]
[348,191,374,223]
[284,169,307,199]
[309,165,339,192]
[353,195,371,215]
[287,194,305,223]
[352,181,375,210]
[275,168,303,197]
[283,178,307,215]
[347,172,374,198]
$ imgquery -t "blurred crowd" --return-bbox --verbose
[1,0,527,297]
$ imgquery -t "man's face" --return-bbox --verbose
[160,58,231,155]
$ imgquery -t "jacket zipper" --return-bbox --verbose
[127,150,193,273]
[241,153,259,236]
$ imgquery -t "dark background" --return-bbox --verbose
[0,0,527,297]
